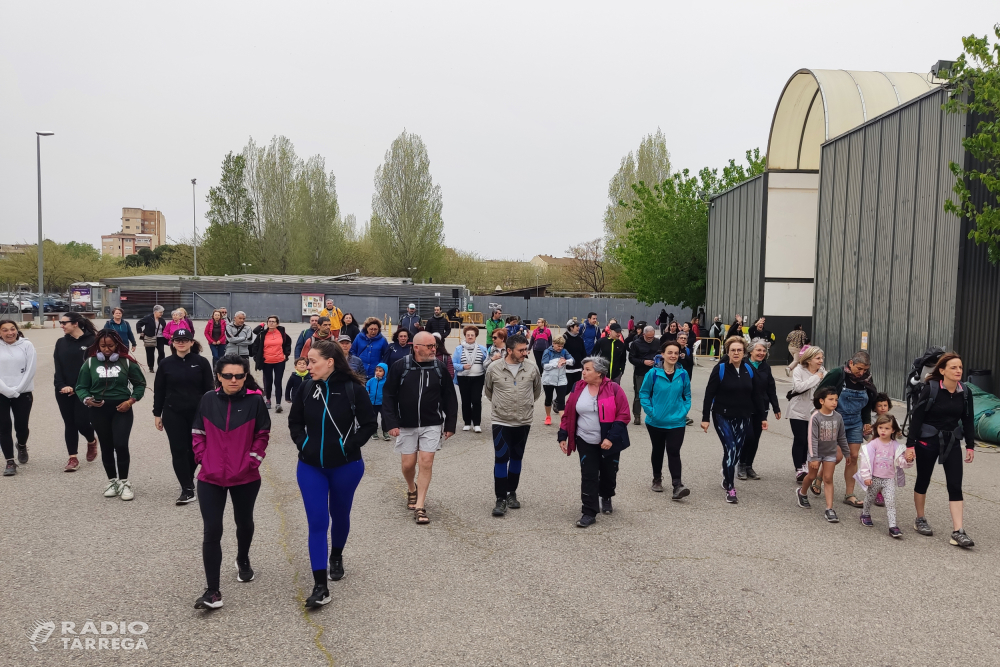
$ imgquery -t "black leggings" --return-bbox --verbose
[55,391,95,456]
[577,439,620,517]
[162,407,197,492]
[543,384,569,409]
[0,393,32,460]
[89,403,134,479]
[198,479,261,591]
[533,349,545,373]
[456,374,485,426]
[790,419,809,471]
[262,361,286,404]
[913,438,966,501]
[740,415,765,467]
[646,425,684,485]
[144,338,166,371]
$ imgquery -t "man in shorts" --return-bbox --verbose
[382,331,457,524]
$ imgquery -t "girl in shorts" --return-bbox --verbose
[796,386,848,522]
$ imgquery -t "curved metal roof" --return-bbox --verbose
[766,69,941,171]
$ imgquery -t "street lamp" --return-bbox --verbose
[241,263,252,273]
[191,178,198,277]
[36,131,55,298]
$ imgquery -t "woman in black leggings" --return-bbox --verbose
[0,320,37,476]
[908,352,976,548]
[53,312,99,471]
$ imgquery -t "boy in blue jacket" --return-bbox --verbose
[366,363,390,441]
[639,340,692,500]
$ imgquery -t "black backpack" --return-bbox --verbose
[902,346,945,438]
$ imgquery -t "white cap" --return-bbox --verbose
[408,303,416,309]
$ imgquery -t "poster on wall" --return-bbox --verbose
[302,293,324,316]
[71,288,92,304]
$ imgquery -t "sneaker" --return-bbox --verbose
[601,497,613,514]
[275,404,283,413]
[3,459,16,476]
[632,415,641,426]
[119,479,134,501]
[651,478,664,493]
[725,489,738,504]
[328,555,344,581]
[64,457,80,472]
[889,527,903,538]
[736,464,747,481]
[671,484,690,500]
[194,589,223,610]
[236,558,255,582]
[875,491,885,507]
[914,517,933,536]
[492,498,507,517]
[685,418,694,426]
[382,432,391,441]
[371,433,381,441]
[746,467,760,480]
[795,469,807,483]
[305,584,330,608]
[796,489,810,509]
[85,440,98,462]
[176,490,196,505]
[103,479,120,497]
[506,493,521,509]
[473,426,482,433]
[860,514,874,527]
[544,415,552,425]
[265,399,272,410]
[462,425,471,431]
[824,509,839,523]
[15,442,28,464]
[950,529,975,548]
[576,514,596,528]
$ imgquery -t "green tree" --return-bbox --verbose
[289,155,343,274]
[944,24,1000,262]
[245,136,301,273]
[203,151,255,275]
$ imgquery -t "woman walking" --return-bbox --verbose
[558,357,631,528]
[700,336,767,504]
[432,333,455,380]
[76,330,146,500]
[289,339,377,609]
[452,325,488,433]
[340,313,361,342]
[639,341,691,499]
[153,327,215,504]
[382,329,412,368]
[541,336,574,425]
[203,309,228,363]
[562,320,586,389]
[483,328,508,369]
[737,339,781,481]
[530,318,552,372]
[350,318,389,380]
[251,316,292,412]
[788,346,826,481]
[163,308,194,344]
[136,305,166,371]
[662,321,679,342]
[191,354,271,610]
[103,308,137,352]
[0,320,37,477]
[53,312,99,472]
[908,352,977,547]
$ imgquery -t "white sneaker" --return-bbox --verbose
[462,425,471,431]
[473,426,482,433]
[119,479,134,501]
[103,479,120,497]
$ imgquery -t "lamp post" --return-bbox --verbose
[35,131,55,297]
[191,178,198,277]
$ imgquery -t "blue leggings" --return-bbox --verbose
[296,459,365,571]
[713,414,751,490]
[492,425,530,499]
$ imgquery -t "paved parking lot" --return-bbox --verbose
[2,323,998,666]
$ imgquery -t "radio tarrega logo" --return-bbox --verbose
[25,620,150,651]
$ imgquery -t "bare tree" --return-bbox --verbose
[566,238,607,293]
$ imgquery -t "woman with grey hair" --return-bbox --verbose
[737,339,781,481]
[136,305,167,371]
[557,356,631,528]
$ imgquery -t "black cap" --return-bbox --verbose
[609,323,622,332]
[172,328,194,341]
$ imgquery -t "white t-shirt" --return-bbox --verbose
[575,390,602,444]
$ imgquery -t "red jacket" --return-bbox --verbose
[192,387,270,487]
[557,378,631,455]
[204,319,228,345]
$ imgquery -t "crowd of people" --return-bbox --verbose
[0,302,981,612]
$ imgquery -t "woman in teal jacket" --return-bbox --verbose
[639,340,691,500]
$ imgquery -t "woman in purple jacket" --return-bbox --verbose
[191,354,270,610]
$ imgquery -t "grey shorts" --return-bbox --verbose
[393,426,443,455]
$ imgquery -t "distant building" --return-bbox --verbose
[101,208,166,256]
[529,255,578,270]
[101,233,154,257]
[0,244,28,260]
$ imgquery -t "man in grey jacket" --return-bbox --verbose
[225,311,254,359]
[484,333,541,518]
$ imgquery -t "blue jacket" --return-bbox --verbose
[104,319,136,347]
[294,328,316,359]
[581,321,599,355]
[639,366,691,429]
[366,363,389,405]
[350,332,388,379]
[451,343,488,384]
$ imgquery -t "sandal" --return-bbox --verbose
[810,478,822,496]
[843,494,863,508]
[406,488,418,511]
[414,508,429,524]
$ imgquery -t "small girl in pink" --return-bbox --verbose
[855,414,914,537]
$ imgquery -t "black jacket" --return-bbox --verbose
[285,372,308,403]
[595,336,628,379]
[747,325,774,342]
[382,357,458,432]
[136,314,165,339]
[563,333,587,372]
[341,321,361,342]
[288,373,377,469]
[424,314,451,339]
[250,325,292,369]
[152,352,215,416]
[701,358,768,421]
[53,332,96,390]
[907,382,975,450]
[629,336,660,379]
[677,344,695,378]
[751,361,780,417]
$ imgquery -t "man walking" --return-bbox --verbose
[382,331,457,525]
[319,299,343,338]
[301,317,334,357]
[595,322,627,384]
[628,325,659,424]
[485,308,504,342]
[295,314,320,358]
[424,305,451,339]
[397,303,421,337]
[225,311,254,360]
[483,333,541,517]
[581,312,600,355]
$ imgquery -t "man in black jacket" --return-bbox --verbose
[382,331,458,524]
[628,325,659,424]
[424,306,451,339]
[595,323,628,385]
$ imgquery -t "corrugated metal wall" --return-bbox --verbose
[814,88,966,397]
[707,173,766,322]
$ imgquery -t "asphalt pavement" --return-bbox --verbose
[1,322,998,666]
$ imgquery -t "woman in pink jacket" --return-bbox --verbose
[191,354,270,610]
[557,356,631,528]
[203,309,228,363]
[163,308,194,344]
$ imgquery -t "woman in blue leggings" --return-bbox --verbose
[288,339,377,609]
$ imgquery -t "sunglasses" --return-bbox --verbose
[59,320,71,325]
[492,335,501,339]
[218,372,247,380]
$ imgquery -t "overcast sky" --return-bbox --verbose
[1,2,996,261]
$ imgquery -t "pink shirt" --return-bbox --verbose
[870,439,896,479]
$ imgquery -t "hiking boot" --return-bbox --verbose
[305,584,331,608]
[15,442,27,464]
[103,479,120,497]
[889,527,903,539]
[492,498,507,517]
[745,467,760,480]
[950,529,975,548]
[3,459,17,476]
[194,589,223,610]
[671,484,690,500]
[236,558,255,582]
[85,440,98,462]
[824,509,839,523]
[796,489,810,509]
[725,488,738,504]
[601,497,613,514]
[328,555,344,581]
[506,493,521,509]
[576,514,596,528]
[651,478,664,493]
[914,517,933,536]
[860,514,874,527]
[736,465,747,481]
[64,457,80,472]
[875,491,885,507]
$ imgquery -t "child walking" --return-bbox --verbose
[796,386,849,522]
[366,363,390,441]
[285,357,310,404]
[540,336,574,425]
[856,414,914,537]
[868,392,893,506]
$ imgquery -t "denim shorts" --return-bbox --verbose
[844,423,863,444]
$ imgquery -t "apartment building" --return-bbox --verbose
[101,208,166,256]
